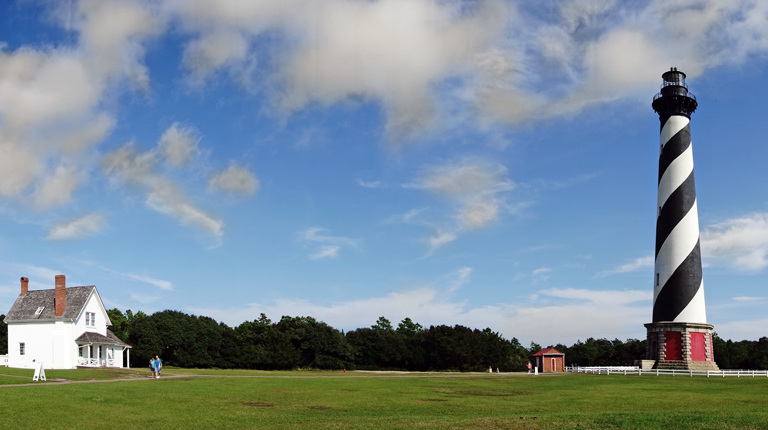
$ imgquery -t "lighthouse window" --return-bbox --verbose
[656,274,660,287]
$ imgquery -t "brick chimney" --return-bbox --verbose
[20,277,28,296]
[55,275,66,317]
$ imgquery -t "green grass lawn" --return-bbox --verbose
[1,369,767,429]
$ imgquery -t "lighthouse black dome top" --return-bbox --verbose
[652,67,698,121]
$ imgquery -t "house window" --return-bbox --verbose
[85,312,96,327]
[79,346,84,357]
[34,306,45,315]
[19,343,25,356]
[85,313,90,326]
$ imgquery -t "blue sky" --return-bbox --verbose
[1,0,767,345]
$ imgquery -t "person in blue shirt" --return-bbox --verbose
[154,355,163,379]
[149,357,156,378]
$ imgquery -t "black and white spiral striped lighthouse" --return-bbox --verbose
[644,68,719,371]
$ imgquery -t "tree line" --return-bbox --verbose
[1,312,767,370]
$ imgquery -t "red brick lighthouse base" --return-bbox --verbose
[645,322,719,370]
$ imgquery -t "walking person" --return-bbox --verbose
[155,355,163,379]
[150,357,156,378]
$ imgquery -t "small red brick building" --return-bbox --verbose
[532,347,565,372]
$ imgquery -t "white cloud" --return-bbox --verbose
[209,164,259,196]
[532,267,552,276]
[714,318,768,341]
[701,213,768,271]
[448,267,472,292]
[1,262,62,290]
[126,273,174,291]
[406,159,515,251]
[297,227,356,259]
[159,122,199,167]
[46,213,106,240]
[426,229,457,252]
[731,296,764,302]
[130,293,160,304]
[102,141,223,238]
[596,256,654,278]
[99,265,174,291]
[310,246,341,260]
[357,179,383,189]
[182,29,251,85]
[191,286,652,345]
[32,165,84,210]
[0,0,160,203]
[408,160,514,199]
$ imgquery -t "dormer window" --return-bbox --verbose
[34,306,45,315]
[85,312,96,327]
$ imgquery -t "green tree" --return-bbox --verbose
[347,316,410,370]
[274,316,353,369]
[234,314,301,370]
[106,308,130,342]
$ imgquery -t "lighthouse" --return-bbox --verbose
[644,68,719,371]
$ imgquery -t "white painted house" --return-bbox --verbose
[3,275,131,369]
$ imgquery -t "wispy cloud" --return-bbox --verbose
[209,164,259,196]
[713,318,768,341]
[732,296,764,302]
[46,213,106,241]
[596,256,654,278]
[448,267,472,292]
[357,179,383,189]
[159,122,200,167]
[102,135,223,239]
[425,229,457,253]
[310,245,341,260]
[32,165,85,210]
[100,266,174,291]
[405,159,515,252]
[296,227,356,260]
[701,213,768,271]
[125,273,174,291]
[130,293,160,304]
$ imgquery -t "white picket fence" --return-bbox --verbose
[567,365,768,378]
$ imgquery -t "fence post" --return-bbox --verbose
[690,370,693,377]
[707,371,709,378]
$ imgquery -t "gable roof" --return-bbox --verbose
[75,329,129,347]
[532,347,564,357]
[4,286,111,324]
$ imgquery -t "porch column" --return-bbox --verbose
[127,349,130,369]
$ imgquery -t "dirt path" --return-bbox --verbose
[0,374,194,388]
[0,370,558,388]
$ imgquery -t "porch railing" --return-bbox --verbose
[0,355,7,366]
[77,357,117,367]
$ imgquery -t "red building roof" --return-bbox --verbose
[532,347,564,357]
